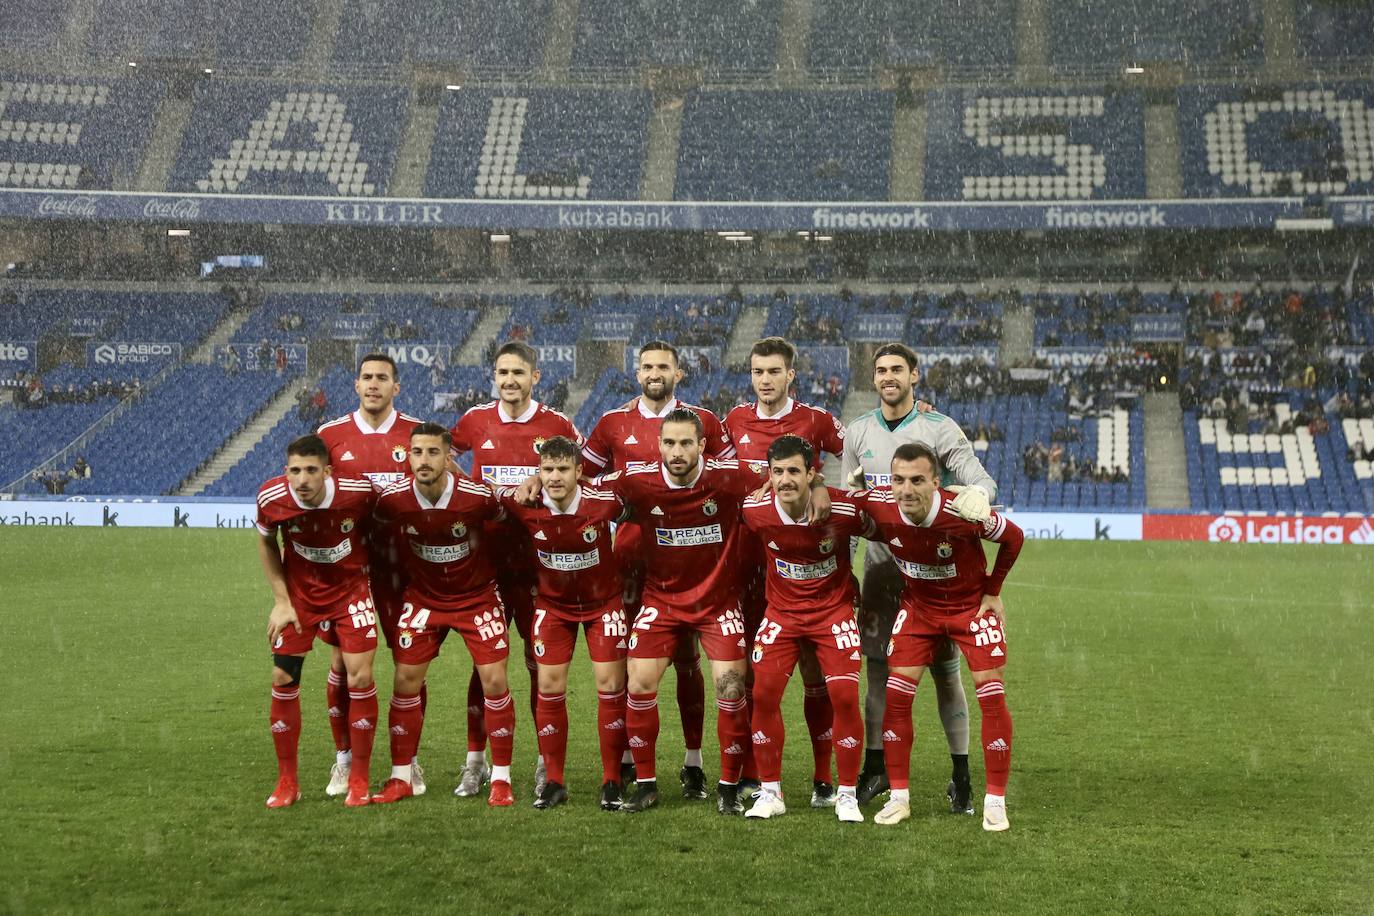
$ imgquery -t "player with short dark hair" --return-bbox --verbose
[369,423,519,807]
[256,435,380,808]
[854,445,1023,831]
[316,354,424,797]
[739,435,871,823]
[724,336,848,806]
[495,435,632,811]
[580,343,735,801]
[842,342,998,812]
[448,340,583,799]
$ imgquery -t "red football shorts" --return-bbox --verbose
[390,587,511,667]
[749,601,863,677]
[628,591,748,662]
[532,602,629,666]
[271,589,378,656]
[886,604,1008,672]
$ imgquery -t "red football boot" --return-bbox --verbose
[371,778,415,805]
[266,777,300,809]
[488,779,515,807]
[345,778,372,807]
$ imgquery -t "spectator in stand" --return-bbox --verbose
[275,345,288,376]
[70,456,91,480]
[1047,444,1065,482]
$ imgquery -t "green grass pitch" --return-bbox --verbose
[2,531,1371,915]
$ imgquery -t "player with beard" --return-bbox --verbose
[842,343,997,814]
[316,354,422,798]
[723,337,847,806]
[580,341,734,801]
[449,341,582,799]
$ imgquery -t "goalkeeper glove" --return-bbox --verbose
[947,484,991,522]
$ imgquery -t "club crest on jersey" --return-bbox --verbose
[628,633,639,651]
[936,541,954,559]
[751,644,764,664]
[702,499,718,517]
[818,537,835,555]
[398,630,413,650]
[532,437,546,456]
[451,521,467,539]
[533,639,545,658]
[392,444,407,463]
[582,525,598,543]
[340,518,355,533]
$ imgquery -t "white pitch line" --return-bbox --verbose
[1006,581,1318,606]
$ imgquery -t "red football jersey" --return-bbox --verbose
[741,488,870,614]
[724,398,845,472]
[497,485,628,617]
[450,399,583,488]
[317,409,423,490]
[855,488,1023,616]
[255,475,376,610]
[581,397,734,476]
[603,458,763,614]
[372,473,504,603]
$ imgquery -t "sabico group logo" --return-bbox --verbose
[93,342,176,364]
[1207,516,1244,542]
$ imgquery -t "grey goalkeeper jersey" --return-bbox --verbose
[842,407,998,569]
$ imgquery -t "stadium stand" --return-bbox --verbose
[88,0,319,62]
[807,0,1016,76]
[1178,83,1374,198]
[333,0,550,70]
[0,0,69,53]
[1294,0,1374,61]
[0,75,163,190]
[1031,291,1185,347]
[425,89,651,201]
[1047,0,1263,68]
[675,90,893,201]
[923,90,1147,201]
[571,0,780,75]
[168,81,409,196]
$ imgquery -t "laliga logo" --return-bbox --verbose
[1207,517,1243,542]
[38,195,98,218]
[143,198,202,219]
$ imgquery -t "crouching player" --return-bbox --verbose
[496,436,631,811]
[369,423,519,807]
[740,436,871,824]
[856,443,1023,831]
[256,435,380,808]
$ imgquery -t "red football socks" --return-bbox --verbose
[626,691,660,782]
[882,673,919,791]
[535,692,569,786]
[269,685,301,781]
[975,680,1013,796]
[484,689,515,768]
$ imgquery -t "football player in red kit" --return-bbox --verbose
[315,354,422,797]
[449,341,582,798]
[739,435,870,824]
[581,341,735,800]
[256,435,380,808]
[369,424,519,808]
[855,443,1023,832]
[496,436,630,811]
[724,337,847,805]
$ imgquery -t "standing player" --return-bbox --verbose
[315,354,422,797]
[256,435,380,808]
[449,341,582,798]
[855,444,1023,831]
[724,336,847,806]
[496,436,631,811]
[368,424,519,807]
[581,341,735,800]
[842,342,997,813]
[740,436,869,824]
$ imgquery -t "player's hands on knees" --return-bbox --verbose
[948,484,991,522]
[807,483,832,524]
[977,594,1003,620]
[268,601,302,641]
[514,473,543,506]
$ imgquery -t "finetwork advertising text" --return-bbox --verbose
[1045,206,1166,229]
[812,207,931,230]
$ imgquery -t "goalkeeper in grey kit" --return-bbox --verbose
[841,343,997,813]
